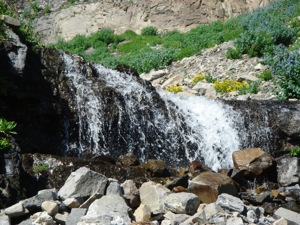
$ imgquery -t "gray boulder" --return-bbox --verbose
[216,193,245,213]
[4,202,28,218]
[277,155,300,186]
[139,181,171,214]
[58,167,108,200]
[79,195,131,225]
[163,192,200,215]
[22,189,57,212]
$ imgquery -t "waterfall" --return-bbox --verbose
[61,53,272,171]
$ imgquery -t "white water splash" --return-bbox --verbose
[159,91,241,170]
[63,54,106,156]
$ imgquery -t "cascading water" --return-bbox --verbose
[61,53,272,171]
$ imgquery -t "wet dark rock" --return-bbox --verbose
[262,202,280,216]
[164,175,189,190]
[141,159,171,177]
[116,64,139,77]
[282,201,300,213]
[226,100,300,157]
[188,160,211,176]
[116,153,140,167]
[0,137,22,208]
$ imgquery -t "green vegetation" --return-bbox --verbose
[0,0,15,41]
[258,69,273,81]
[141,26,158,36]
[0,118,17,151]
[51,18,243,73]
[50,0,300,99]
[192,73,216,84]
[290,146,300,157]
[32,163,49,173]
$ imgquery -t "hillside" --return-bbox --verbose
[25,0,272,44]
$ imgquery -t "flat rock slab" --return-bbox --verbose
[274,207,300,225]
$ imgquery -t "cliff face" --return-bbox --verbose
[29,0,273,44]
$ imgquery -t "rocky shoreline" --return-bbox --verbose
[1,147,300,225]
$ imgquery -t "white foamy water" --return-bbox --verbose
[61,53,271,171]
[158,91,242,170]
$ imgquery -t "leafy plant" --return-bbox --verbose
[32,163,49,173]
[226,47,242,59]
[204,73,217,83]
[141,26,158,36]
[290,147,300,157]
[42,5,51,15]
[263,45,300,99]
[258,69,273,81]
[0,138,11,150]
[165,85,183,94]
[238,80,261,95]
[0,118,17,135]
[0,118,17,151]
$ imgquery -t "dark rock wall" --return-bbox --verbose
[0,41,68,155]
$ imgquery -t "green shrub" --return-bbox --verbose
[89,28,118,45]
[141,26,158,36]
[270,47,300,99]
[119,48,174,74]
[117,35,162,53]
[238,80,261,95]
[118,29,138,40]
[258,69,273,81]
[290,146,300,157]
[204,73,217,83]
[226,48,242,59]
[234,31,273,57]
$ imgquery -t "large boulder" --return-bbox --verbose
[139,181,171,214]
[188,171,238,203]
[79,195,131,225]
[163,192,200,215]
[58,167,108,200]
[232,148,274,176]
